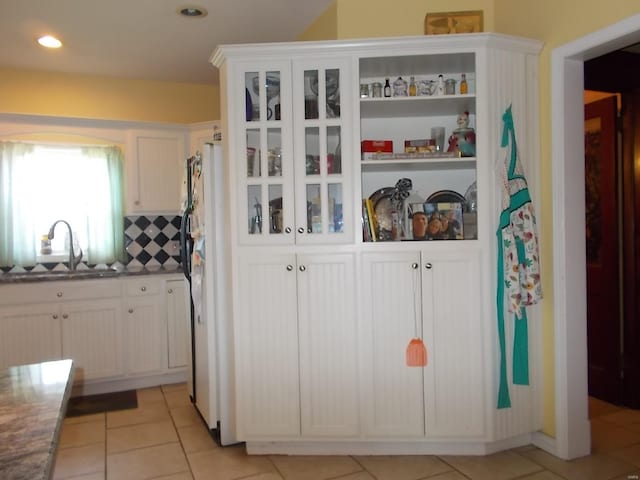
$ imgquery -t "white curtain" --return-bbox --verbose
[0,141,125,267]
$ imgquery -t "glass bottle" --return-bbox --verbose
[383,78,391,97]
[393,76,408,96]
[460,73,468,94]
[436,74,445,96]
[408,76,417,97]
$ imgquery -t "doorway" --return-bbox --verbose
[551,13,640,460]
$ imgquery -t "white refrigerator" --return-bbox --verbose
[181,142,236,446]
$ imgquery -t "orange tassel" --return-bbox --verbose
[406,338,427,367]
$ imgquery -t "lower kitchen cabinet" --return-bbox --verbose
[0,303,62,368]
[166,279,189,369]
[61,298,123,381]
[361,250,484,439]
[235,251,359,439]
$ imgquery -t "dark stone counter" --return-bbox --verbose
[0,265,183,284]
[0,360,74,480]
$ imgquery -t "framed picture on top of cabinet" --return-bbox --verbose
[424,10,483,35]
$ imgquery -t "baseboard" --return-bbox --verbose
[531,431,557,456]
[71,369,187,397]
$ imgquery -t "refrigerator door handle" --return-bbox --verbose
[180,209,192,284]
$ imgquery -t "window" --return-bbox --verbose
[0,141,125,268]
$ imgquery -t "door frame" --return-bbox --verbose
[551,13,640,460]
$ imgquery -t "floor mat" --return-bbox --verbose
[66,390,138,417]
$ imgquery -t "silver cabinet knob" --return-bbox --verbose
[62,314,68,319]
[128,308,134,314]
[285,227,292,234]
[140,286,146,292]
[299,265,306,272]
[297,227,304,234]
[425,262,433,269]
[57,292,63,298]
[412,262,419,269]
[286,265,293,271]
[168,288,173,294]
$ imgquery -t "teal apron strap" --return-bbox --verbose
[513,237,530,385]
[496,229,511,408]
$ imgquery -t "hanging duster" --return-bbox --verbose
[496,106,543,408]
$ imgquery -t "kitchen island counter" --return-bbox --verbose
[0,359,74,480]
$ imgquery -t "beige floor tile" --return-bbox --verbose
[237,473,285,480]
[136,386,166,405]
[163,382,188,393]
[517,472,566,480]
[149,473,194,479]
[171,405,203,427]
[64,412,106,425]
[441,450,543,480]
[188,447,276,480]
[425,472,474,480]
[164,388,192,408]
[354,455,451,480]
[591,418,640,453]
[177,424,220,453]
[271,455,363,480]
[52,443,105,479]
[59,420,106,448]
[332,472,376,480]
[519,447,637,480]
[107,420,179,454]
[107,442,190,480]
[609,443,640,468]
[57,473,105,480]
[107,403,171,428]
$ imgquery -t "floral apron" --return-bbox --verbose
[496,106,543,409]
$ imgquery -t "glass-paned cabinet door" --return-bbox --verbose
[240,62,294,245]
[293,59,352,245]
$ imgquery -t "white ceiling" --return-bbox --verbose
[0,0,335,85]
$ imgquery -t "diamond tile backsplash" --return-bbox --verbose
[124,215,182,268]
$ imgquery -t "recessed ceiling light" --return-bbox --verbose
[37,35,63,49]
[178,5,208,17]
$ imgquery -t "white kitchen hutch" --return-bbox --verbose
[211,33,544,455]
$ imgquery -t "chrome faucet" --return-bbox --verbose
[48,220,83,271]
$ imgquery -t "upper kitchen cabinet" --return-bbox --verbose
[125,129,188,214]
[212,50,353,246]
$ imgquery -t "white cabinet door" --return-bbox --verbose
[422,251,484,438]
[361,251,425,437]
[235,252,300,437]
[125,295,165,375]
[166,279,189,369]
[0,303,62,369]
[61,299,123,381]
[126,129,187,214]
[297,253,359,436]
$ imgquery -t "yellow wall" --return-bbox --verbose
[0,68,218,124]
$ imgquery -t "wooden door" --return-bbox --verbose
[585,96,621,403]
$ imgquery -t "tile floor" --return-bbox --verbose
[52,384,640,480]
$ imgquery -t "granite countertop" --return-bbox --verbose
[0,359,74,480]
[0,265,184,284]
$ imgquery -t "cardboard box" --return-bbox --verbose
[361,140,393,153]
[404,139,436,153]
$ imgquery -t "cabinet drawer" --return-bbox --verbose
[0,279,121,305]
[125,278,162,296]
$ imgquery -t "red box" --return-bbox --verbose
[361,140,393,153]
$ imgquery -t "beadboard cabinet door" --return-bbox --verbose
[361,249,484,439]
[166,279,189,369]
[0,303,62,369]
[61,298,123,381]
[235,252,301,438]
[297,252,359,437]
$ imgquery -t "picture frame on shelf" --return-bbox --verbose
[410,202,464,240]
[424,10,483,35]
